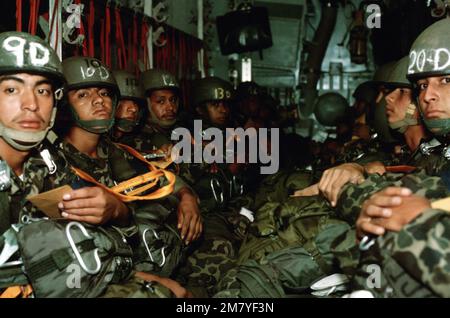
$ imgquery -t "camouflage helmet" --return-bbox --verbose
[0,31,64,87]
[113,70,145,103]
[141,68,179,95]
[62,57,119,134]
[407,18,450,82]
[384,56,412,89]
[0,31,64,151]
[192,76,235,107]
[314,92,349,126]
[236,81,262,101]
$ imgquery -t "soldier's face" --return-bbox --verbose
[205,100,230,126]
[385,88,413,123]
[0,73,54,132]
[68,87,113,121]
[417,75,450,121]
[116,99,139,121]
[148,89,178,121]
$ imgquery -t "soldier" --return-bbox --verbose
[111,70,146,144]
[0,32,188,298]
[339,18,450,297]
[53,57,204,294]
[174,76,254,297]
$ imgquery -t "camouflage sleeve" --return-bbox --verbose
[391,209,450,297]
[336,169,448,225]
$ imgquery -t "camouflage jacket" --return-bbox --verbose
[335,152,450,297]
[117,123,177,154]
[0,141,77,236]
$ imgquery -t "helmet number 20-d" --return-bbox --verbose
[80,58,110,81]
[214,88,231,100]
[3,36,50,67]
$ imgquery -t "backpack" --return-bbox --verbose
[1,219,134,298]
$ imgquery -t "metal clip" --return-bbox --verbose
[359,235,376,251]
[142,228,166,267]
[40,149,57,175]
[65,222,101,275]
[211,178,224,205]
[152,2,168,23]
[0,228,19,266]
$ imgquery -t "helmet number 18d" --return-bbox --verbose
[214,88,231,100]
[3,36,50,67]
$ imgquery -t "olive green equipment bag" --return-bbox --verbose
[0,219,134,298]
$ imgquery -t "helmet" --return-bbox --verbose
[141,69,179,95]
[0,31,64,87]
[313,92,348,126]
[113,70,145,102]
[407,19,450,82]
[366,62,399,143]
[384,56,412,89]
[383,57,417,133]
[192,76,235,107]
[113,70,145,133]
[236,81,262,101]
[407,19,450,136]
[353,81,379,104]
[62,57,119,134]
[0,32,64,151]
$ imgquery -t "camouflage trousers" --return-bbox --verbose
[175,212,248,297]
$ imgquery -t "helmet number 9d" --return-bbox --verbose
[3,36,50,68]
[80,58,110,81]
[214,88,231,100]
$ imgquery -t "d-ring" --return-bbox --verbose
[359,235,376,251]
[66,221,101,275]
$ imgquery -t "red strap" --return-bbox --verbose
[105,4,111,68]
[88,0,95,57]
[16,0,22,31]
[385,165,417,173]
[141,20,149,70]
[100,18,105,62]
[114,6,127,69]
[132,14,138,75]
[28,0,40,35]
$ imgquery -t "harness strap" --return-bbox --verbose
[71,143,175,202]
[0,285,32,298]
[16,0,22,31]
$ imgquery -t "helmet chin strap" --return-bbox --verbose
[115,118,137,133]
[0,108,57,151]
[147,103,176,129]
[69,101,116,134]
[417,97,450,136]
[389,104,419,133]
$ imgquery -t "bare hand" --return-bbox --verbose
[291,183,319,197]
[364,161,386,175]
[177,190,203,244]
[318,163,365,207]
[59,187,129,225]
[356,187,413,239]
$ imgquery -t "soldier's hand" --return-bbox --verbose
[58,186,130,225]
[318,163,366,207]
[372,195,431,232]
[356,187,412,239]
[135,272,193,298]
[177,189,202,244]
[364,161,386,175]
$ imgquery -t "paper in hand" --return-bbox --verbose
[27,185,73,218]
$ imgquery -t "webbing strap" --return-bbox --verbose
[0,285,32,298]
[71,143,175,202]
[16,0,22,31]
[88,0,95,57]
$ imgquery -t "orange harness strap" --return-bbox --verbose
[71,144,176,202]
[0,285,33,298]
